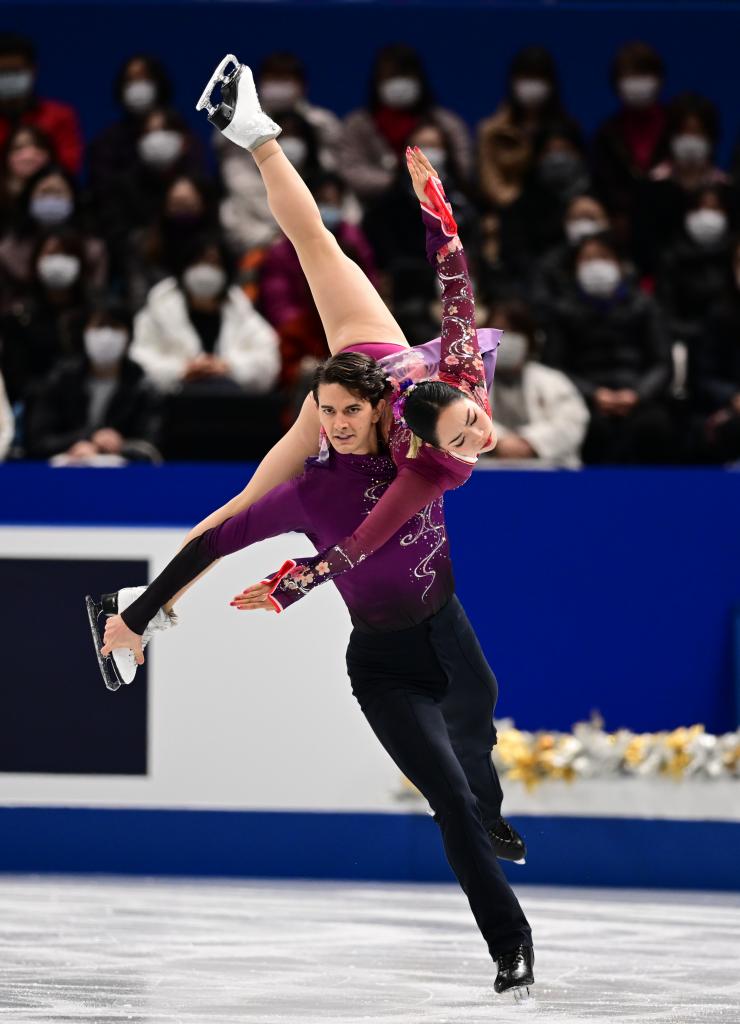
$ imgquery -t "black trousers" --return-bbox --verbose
[346,595,532,960]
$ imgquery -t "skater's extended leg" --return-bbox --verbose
[252,140,407,354]
[358,685,532,961]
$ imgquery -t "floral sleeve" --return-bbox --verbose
[421,178,490,416]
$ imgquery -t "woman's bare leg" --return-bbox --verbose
[253,140,409,354]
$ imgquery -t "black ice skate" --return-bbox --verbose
[494,944,534,1001]
[487,817,527,865]
[85,592,125,691]
[195,54,281,152]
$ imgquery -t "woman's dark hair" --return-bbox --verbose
[610,40,665,86]
[312,352,389,407]
[573,229,621,263]
[506,46,565,122]
[114,54,173,109]
[403,380,463,447]
[278,110,321,170]
[0,32,35,64]
[368,43,435,114]
[666,91,720,146]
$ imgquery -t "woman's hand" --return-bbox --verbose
[230,582,278,612]
[406,145,439,204]
[100,614,145,664]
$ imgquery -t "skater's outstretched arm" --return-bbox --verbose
[101,475,312,654]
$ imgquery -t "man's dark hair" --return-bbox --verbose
[0,33,35,64]
[312,352,389,407]
[403,380,463,447]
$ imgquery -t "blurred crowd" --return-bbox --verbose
[1,32,739,467]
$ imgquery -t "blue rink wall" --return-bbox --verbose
[0,464,738,889]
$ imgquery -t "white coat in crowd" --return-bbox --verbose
[0,371,14,460]
[491,361,590,467]
[130,278,280,394]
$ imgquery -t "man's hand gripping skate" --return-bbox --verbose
[101,615,145,665]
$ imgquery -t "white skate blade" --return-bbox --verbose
[112,648,138,686]
[512,985,532,1004]
[196,53,240,112]
[514,858,526,865]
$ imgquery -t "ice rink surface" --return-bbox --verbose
[0,876,738,1024]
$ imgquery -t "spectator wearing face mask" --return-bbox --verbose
[260,171,378,400]
[592,42,668,246]
[97,107,208,269]
[544,234,674,464]
[690,238,740,463]
[530,194,611,321]
[338,44,472,202]
[477,46,580,210]
[0,33,83,175]
[500,124,590,278]
[26,300,160,463]
[0,368,12,459]
[219,110,330,255]
[0,228,91,409]
[89,55,175,209]
[125,174,220,311]
[129,235,279,395]
[485,299,589,467]
[656,187,735,349]
[636,93,731,272]
[0,164,107,309]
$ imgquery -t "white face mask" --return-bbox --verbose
[183,263,226,299]
[422,146,446,174]
[577,259,621,298]
[671,134,710,166]
[30,193,73,225]
[37,253,81,288]
[685,208,727,246]
[138,129,183,167]
[565,217,604,245]
[122,79,157,114]
[617,75,660,108]
[318,204,342,230]
[280,136,308,167]
[512,78,551,108]
[497,331,529,372]
[260,80,302,111]
[84,327,128,367]
[378,76,422,109]
[0,69,34,100]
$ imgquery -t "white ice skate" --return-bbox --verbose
[85,587,177,691]
[195,54,281,152]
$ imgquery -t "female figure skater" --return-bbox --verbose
[99,54,496,666]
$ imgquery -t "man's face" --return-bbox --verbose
[317,383,383,455]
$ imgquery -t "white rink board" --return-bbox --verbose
[0,526,737,823]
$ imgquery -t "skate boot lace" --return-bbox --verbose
[498,945,526,969]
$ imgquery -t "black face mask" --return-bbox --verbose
[164,211,204,229]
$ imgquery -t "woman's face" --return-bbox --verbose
[435,396,496,458]
[408,126,446,174]
[7,128,49,179]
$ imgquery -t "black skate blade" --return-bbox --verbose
[195,53,240,113]
[84,595,121,692]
